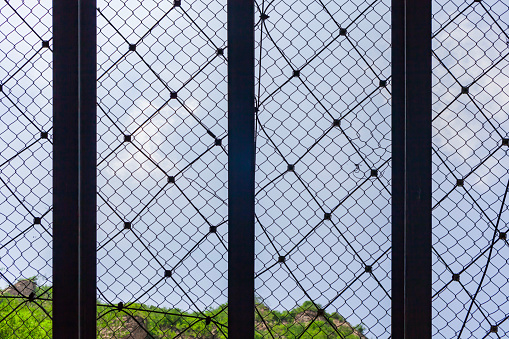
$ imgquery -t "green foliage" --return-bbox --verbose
[0,288,365,339]
[0,286,52,338]
[96,302,229,338]
[255,300,363,339]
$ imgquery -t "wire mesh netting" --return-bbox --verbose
[1,0,509,338]
[0,0,53,337]
[96,0,228,337]
[432,0,509,338]
[253,0,391,338]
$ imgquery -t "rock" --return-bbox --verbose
[121,316,149,339]
[99,315,150,339]
[294,310,325,323]
[332,318,368,339]
[3,279,36,297]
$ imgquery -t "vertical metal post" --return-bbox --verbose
[392,0,432,338]
[79,0,98,337]
[228,0,255,337]
[403,1,432,336]
[53,0,97,337]
[391,0,405,336]
[53,0,79,335]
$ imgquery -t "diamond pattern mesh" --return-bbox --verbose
[0,0,53,336]
[1,0,508,337]
[432,0,509,338]
[254,0,391,338]
[97,0,228,337]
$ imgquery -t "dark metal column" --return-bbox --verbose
[391,0,405,336]
[79,0,98,337]
[392,0,432,338]
[53,0,97,337]
[404,1,432,336]
[227,0,255,337]
[53,0,79,335]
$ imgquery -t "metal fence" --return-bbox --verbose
[96,0,228,337]
[253,0,391,338]
[431,0,509,338]
[0,0,508,338]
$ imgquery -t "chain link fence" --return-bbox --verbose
[254,0,391,338]
[96,0,228,337]
[0,0,53,337]
[432,0,509,338]
[1,0,509,338]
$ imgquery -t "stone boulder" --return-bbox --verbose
[293,310,325,323]
[99,315,150,339]
[3,279,36,297]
